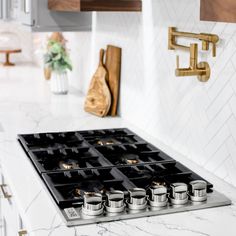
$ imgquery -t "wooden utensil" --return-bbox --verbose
[105,45,122,116]
[84,49,111,117]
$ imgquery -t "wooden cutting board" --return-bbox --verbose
[84,49,111,117]
[105,45,122,116]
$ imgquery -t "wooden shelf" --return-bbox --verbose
[200,0,236,23]
[48,0,142,12]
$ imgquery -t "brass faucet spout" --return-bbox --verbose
[168,27,219,57]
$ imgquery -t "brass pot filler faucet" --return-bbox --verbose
[168,27,219,82]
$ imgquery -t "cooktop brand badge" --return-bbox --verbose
[64,208,80,220]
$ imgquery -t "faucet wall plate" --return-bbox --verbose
[197,62,210,82]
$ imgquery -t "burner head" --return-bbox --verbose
[152,180,167,187]
[59,160,79,170]
[121,153,140,164]
[97,138,120,146]
[73,180,105,198]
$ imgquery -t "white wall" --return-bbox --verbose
[26,0,236,188]
[61,0,236,187]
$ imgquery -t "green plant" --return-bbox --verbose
[44,40,72,73]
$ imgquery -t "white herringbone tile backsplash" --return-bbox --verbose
[37,0,236,187]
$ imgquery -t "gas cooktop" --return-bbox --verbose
[18,128,231,226]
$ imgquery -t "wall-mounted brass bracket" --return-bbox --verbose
[168,27,219,57]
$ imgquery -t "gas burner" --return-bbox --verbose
[59,160,79,170]
[152,180,167,187]
[121,153,140,164]
[75,188,82,197]
[97,138,120,146]
[73,180,105,198]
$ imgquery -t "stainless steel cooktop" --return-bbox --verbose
[18,128,231,226]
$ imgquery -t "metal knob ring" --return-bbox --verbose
[82,192,104,216]
[170,183,188,205]
[127,188,147,210]
[105,190,125,213]
[189,180,207,202]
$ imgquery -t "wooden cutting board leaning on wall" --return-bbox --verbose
[105,45,122,116]
[84,49,111,117]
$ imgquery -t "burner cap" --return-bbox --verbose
[152,180,167,187]
[59,160,79,170]
[73,180,105,198]
[97,138,120,146]
[121,153,140,164]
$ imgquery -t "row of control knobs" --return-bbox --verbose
[82,180,208,216]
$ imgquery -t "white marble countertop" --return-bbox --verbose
[0,65,236,236]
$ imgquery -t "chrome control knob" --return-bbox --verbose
[82,192,103,216]
[170,183,188,205]
[148,185,168,207]
[105,190,125,213]
[189,180,207,202]
[127,188,147,210]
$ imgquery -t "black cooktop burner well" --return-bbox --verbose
[18,128,214,209]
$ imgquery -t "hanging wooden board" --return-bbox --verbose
[84,49,111,117]
[200,0,236,23]
[105,45,122,117]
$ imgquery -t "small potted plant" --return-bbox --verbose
[44,33,72,94]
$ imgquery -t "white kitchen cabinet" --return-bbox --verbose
[18,0,92,32]
[0,0,11,20]
[0,0,19,21]
[0,171,28,236]
[0,0,92,32]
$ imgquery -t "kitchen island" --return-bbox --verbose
[0,65,236,236]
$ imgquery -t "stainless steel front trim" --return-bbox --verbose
[61,190,231,226]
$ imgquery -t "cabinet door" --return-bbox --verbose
[18,0,34,26]
[17,0,91,32]
[0,0,3,19]
[2,0,11,20]
[0,174,19,236]
[0,0,18,21]
[9,0,20,20]
[0,165,2,235]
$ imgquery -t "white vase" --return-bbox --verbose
[50,72,69,94]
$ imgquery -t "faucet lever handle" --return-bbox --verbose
[176,55,180,69]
